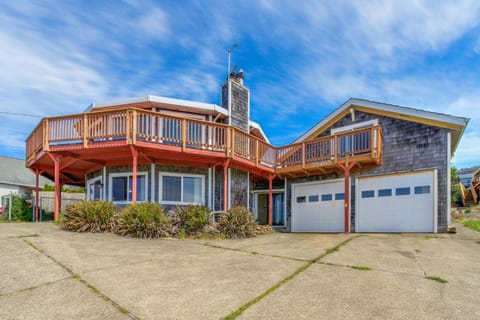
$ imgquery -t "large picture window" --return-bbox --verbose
[160,173,204,205]
[109,172,148,204]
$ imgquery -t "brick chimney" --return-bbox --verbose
[221,69,249,132]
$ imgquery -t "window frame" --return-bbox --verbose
[159,172,205,205]
[108,171,149,205]
[87,176,103,201]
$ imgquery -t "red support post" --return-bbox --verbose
[268,174,274,226]
[35,169,40,222]
[130,146,138,204]
[52,155,61,221]
[338,162,357,233]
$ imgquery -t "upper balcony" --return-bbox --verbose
[25,107,382,182]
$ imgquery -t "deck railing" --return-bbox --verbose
[26,108,382,173]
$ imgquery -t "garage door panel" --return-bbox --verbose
[356,170,435,233]
[292,180,344,232]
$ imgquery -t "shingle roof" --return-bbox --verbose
[0,156,51,188]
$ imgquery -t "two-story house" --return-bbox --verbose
[25,70,468,233]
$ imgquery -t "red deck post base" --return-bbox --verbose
[130,146,138,204]
[338,162,357,233]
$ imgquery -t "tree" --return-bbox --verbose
[451,166,458,184]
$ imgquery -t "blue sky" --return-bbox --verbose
[1,1,479,168]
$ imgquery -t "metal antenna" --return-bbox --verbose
[227,43,238,76]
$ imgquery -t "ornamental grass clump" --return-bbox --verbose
[59,200,117,233]
[175,205,210,235]
[114,202,172,239]
[217,206,256,238]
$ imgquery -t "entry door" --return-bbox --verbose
[292,180,344,232]
[256,193,285,227]
[356,170,436,232]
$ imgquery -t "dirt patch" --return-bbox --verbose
[451,204,480,220]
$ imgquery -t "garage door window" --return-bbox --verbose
[396,187,411,196]
[414,186,430,194]
[362,190,375,198]
[308,195,319,202]
[321,194,333,201]
[378,189,392,197]
[297,196,306,203]
[335,193,345,200]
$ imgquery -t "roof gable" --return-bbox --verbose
[294,98,469,154]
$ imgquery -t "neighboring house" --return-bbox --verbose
[458,167,480,187]
[25,70,469,233]
[457,167,480,206]
[0,155,51,210]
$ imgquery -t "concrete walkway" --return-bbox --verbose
[0,223,479,319]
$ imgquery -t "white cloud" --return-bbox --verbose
[137,8,170,39]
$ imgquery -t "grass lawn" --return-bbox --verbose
[462,219,480,232]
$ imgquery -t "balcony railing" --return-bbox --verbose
[275,126,382,173]
[26,108,382,175]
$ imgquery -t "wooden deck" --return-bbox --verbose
[26,107,383,183]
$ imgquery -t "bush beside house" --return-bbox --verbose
[59,201,270,239]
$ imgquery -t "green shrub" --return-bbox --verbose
[451,184,462,207]
[115,202,172,238]
[59,200,117,232]
[217,206,256,239]
[7,194,32,221]
[175,205,210,234]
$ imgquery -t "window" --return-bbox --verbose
[160,173,204,205]
[87,177,103,201]
[362,190,375,198]
[308,195,319,202]
[109,172,147,204]
[335,193,345,200]
[321,194,333,201]
[296,196,306,203]
[378,189,392,197]
[396,187,411,196]
[414,185,430,195]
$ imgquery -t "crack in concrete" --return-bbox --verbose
[201,242,309,262]
[222,235,361,320]
[412,249,427,278]
[20,238,142,320]
[81,258,156,275]
[0,276,74,297]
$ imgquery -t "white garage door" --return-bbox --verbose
[292,180,345,232]
[356,170,437,233]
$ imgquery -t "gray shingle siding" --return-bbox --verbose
[213,167,224,211]
[230,169,249,208]
[221,80,249,132]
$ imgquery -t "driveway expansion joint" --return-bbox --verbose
[221,235,361,319]
[201,242,309,262]
[0,276,75,297]
[20,238,142,320]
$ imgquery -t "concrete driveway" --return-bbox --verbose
[0,223,479,320]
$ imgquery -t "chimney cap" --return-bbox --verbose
[235,69,244,84]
